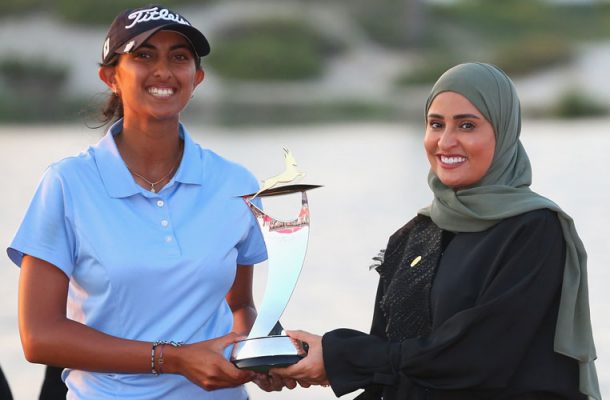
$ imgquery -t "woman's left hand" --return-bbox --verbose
[252,372,297,392]
[270,330,329,387]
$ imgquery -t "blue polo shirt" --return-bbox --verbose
[8,120,267,399]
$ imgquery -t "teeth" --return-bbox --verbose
[148,87,174,97]
[440,155,466,165]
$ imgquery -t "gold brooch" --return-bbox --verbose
[410,256,422,267]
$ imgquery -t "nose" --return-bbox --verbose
[437,126,458,150]
[153,58,172,80]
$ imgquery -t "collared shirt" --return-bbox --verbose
[8,120,267,399]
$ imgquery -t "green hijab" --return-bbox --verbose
[419,63,600,399]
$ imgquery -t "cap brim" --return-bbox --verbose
[115,23,210,58]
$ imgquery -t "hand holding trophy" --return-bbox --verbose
[231,148,321,373]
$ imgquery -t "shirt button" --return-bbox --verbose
[165,236,173,243]
[157,200,165,207]
[161,220,169,227]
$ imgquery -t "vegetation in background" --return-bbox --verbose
[490,35,573,76]
[2,0,610,124]
[550,90,608,119]
[0,0,213,24]
[0,58,82,122]
[395,54,463,86]
[0,58,67,84]
[351,0,425,48]
[358,0,610,50]
[55,0,215,25]
[0,0,49,16]
[207,18,346,81]
[375,0,610,83]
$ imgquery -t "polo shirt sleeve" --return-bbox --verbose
[7,165,76,277]
[235,185,267,266]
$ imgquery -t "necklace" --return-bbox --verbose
[128,163,178,193]
[126,143,183,193]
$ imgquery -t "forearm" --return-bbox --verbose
[21,316,151,373]
[323,329,401,397]
[231,305,257,336]
[227,264,256,336]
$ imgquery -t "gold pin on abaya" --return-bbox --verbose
[410,256,422,267]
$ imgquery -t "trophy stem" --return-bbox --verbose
[232,184,320,371]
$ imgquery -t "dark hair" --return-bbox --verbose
[100,91,124,126]
[97,56,123,126]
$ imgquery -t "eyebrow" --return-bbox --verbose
[427,113,481,120]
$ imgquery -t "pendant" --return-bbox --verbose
[151,187,156,193]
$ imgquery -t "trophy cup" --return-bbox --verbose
[231,149,321,372]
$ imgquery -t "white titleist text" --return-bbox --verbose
[125,7,189,29]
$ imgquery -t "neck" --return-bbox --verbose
[116,116,184,190]
[121,116,180,156]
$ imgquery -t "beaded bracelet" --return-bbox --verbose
[151,341,184,375]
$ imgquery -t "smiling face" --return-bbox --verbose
[424,91,496,189]
[99,30,204,123]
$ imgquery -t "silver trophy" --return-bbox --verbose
[231,149,321,372]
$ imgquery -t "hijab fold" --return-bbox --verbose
[419,63,600,399]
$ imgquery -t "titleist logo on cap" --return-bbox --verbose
[125,7,190,29]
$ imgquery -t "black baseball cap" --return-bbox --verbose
[101,5,210,65]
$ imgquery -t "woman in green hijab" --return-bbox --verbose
[271,63,600,400]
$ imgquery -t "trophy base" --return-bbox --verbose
[231,335,304,373]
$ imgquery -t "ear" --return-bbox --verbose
[193,68,205,88]
[98,66,117,92]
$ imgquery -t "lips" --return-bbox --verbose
[147,87,175,98]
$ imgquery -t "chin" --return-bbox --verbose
[438,176,466,189]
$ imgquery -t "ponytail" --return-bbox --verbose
[100,92,123,125]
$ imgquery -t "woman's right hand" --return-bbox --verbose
[166,332,255,391]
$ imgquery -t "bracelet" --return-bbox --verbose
[151,340,184,375]
[158,344,166,374]
[151,342,159,375]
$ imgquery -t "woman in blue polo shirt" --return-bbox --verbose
[8,5,270,399]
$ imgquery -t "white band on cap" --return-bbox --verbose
[125,7,190,29]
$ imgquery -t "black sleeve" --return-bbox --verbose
[39,365,67,400]
[323,210,566,397]
[0,365,13,400]
[350,283,390,400]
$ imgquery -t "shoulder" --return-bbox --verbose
[508,208,559,224]
[464,209,566,262]
[387,214,434,250]
[498,209,562,238]
[200,148,257,183]
[39,149,96,188]
[199,147,259,192]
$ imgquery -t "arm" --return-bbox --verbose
[19,255,254,390]
[271,271,391,391]
[19,255,150,371]
[226,264,257,336]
